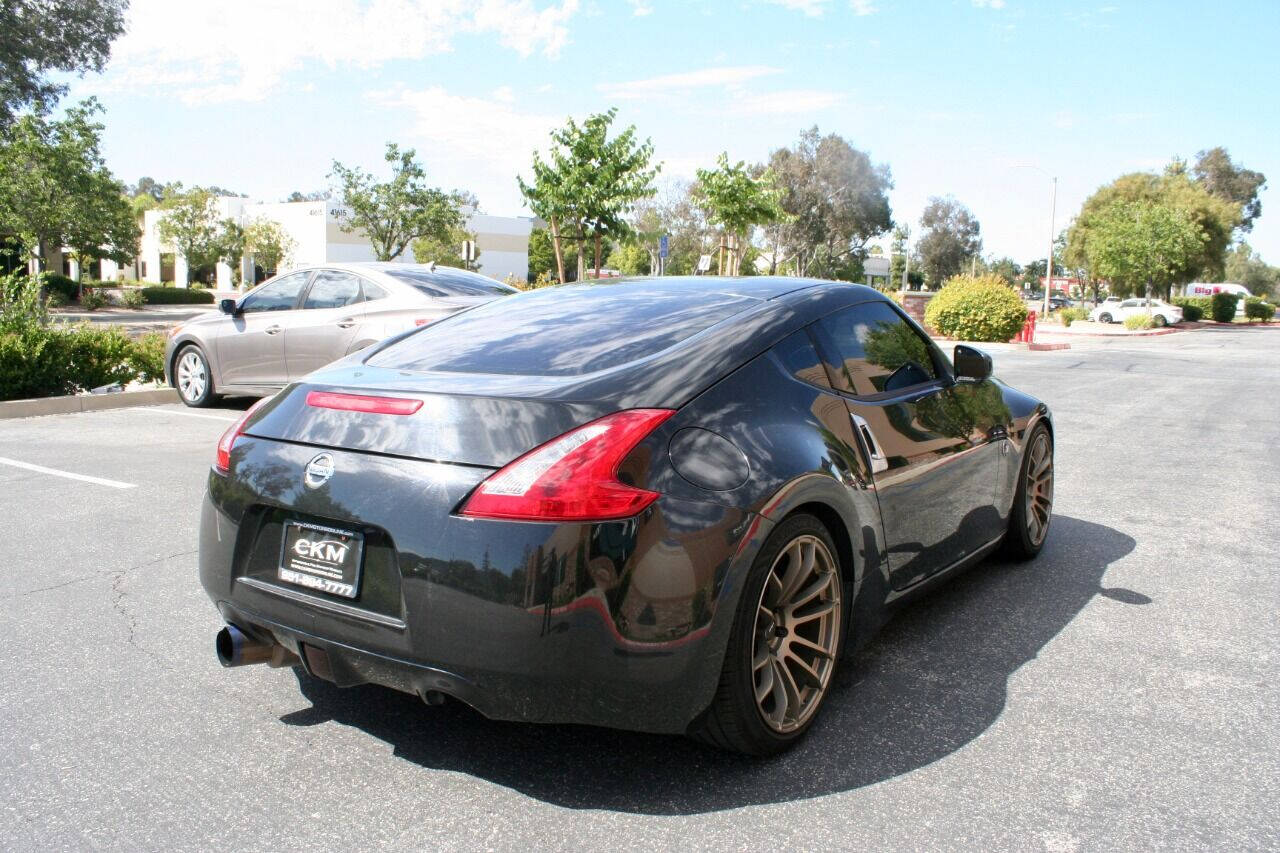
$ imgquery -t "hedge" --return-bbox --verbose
[1244,297,1275,323]
[1171,297,1209,322]
[0,274,159,401]
[1123,314,1153,331]
[141,286,215,305]
[37,272,80,303]
[924,275,1028,342]
[1210,292,1240,322]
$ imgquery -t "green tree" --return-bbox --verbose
[1192,147,1266,232]
[520,109,658,282]
[763,126,893,277]
[1083,200,1207,300]
[242,218,295,279]
[1065,169,1238,289]
[527,227,578,282]
[0,99,137,273]
[0,0,128,126]
[411,223,479,270]
[1224,243,1279,298]
[612,242,650,276]
[694,153,784,276]
[916,197,981,288]
[330,143,461,261]
[155,189,222,281]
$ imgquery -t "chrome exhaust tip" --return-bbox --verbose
[216,624,299,668]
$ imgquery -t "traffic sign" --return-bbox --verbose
[659,235,669,259]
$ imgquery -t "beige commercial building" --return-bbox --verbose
[103,197,533,288]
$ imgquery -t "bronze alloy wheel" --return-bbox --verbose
[750,534,842,733]
[1025,430,1054,546]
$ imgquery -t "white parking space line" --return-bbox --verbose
[0,456,136,489]
[138,407,237,422]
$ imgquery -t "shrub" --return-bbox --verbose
[924,274,1028,342]
[129,331,167,383]
[1244,297,1275,323]
[120,287,146,309]
[0,273,48,334]
[0,274,148,400]
[1171,297,1207,322]
[36,272,79,303]
[80,288,109,311]
[1059,307,1089,327]
[1124,314,1153,331]
[1210,292,1240,322]
[0,327,74,399]
[141,286,214,305]
[65,325,135,389]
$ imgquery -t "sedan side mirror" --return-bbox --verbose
[953,344,992,381]
[219,298,239,316]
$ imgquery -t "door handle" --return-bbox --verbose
[336,318,356,329]
[264,325,282,335]
[849,412,889,474]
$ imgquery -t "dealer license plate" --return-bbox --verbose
[278,521,364,599]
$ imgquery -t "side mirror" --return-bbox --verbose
[953,344,992,381]
[219,298,239,316]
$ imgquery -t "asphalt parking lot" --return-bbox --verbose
[1,327,1277,850]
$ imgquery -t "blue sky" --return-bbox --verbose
[68,0,1280,265]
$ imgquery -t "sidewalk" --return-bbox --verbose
[50,304,215,331]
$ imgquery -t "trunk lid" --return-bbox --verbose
[243,366,611,468]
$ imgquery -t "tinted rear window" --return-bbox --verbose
[384,268,517,298]
[367,284,758,376]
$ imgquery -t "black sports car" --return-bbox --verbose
[201,276,1054,755]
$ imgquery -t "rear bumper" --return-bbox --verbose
[198,438,771,734]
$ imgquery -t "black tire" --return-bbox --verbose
[1002,424,1054,560]
[173,344,219,408]
[1098,312,1113,324]
[1152,314,1167,327]
[691,513,847,756]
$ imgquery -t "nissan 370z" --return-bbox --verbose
[200,277,1054,755]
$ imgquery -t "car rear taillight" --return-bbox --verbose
[305,390,423,415]
[214,398,270,474]
[459,409,676,522]
[414,318,432,326]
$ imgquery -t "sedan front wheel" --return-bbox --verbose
[175,345,219,408]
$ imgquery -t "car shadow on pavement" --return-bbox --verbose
[285,514,1140,815]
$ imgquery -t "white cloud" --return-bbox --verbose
[850,0,877,15]
[725,89,844,116]
[972,0,1006,8]
[597,65,782,100]
[369,85,557,214]
[103,0,580,104]
[492,85,515,103]
[764,0,830,16]
[627,0,654,15]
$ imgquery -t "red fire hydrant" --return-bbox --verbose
[1016,311,1037,343]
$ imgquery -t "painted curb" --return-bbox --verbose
[0,387,179,420]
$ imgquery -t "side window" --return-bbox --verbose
[239,273,308,313]
[772,329,830,389]
[360,280,389,302]
[304,270,361,309]
[817,302,939,396]
[1121,299,1140,308]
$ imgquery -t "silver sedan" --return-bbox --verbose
[164,262,516,407]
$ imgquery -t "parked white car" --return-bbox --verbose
[1089,298,1184,326]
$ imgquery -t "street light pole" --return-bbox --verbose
[1043,176,1057,320]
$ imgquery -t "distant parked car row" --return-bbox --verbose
[164,262,517,407]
